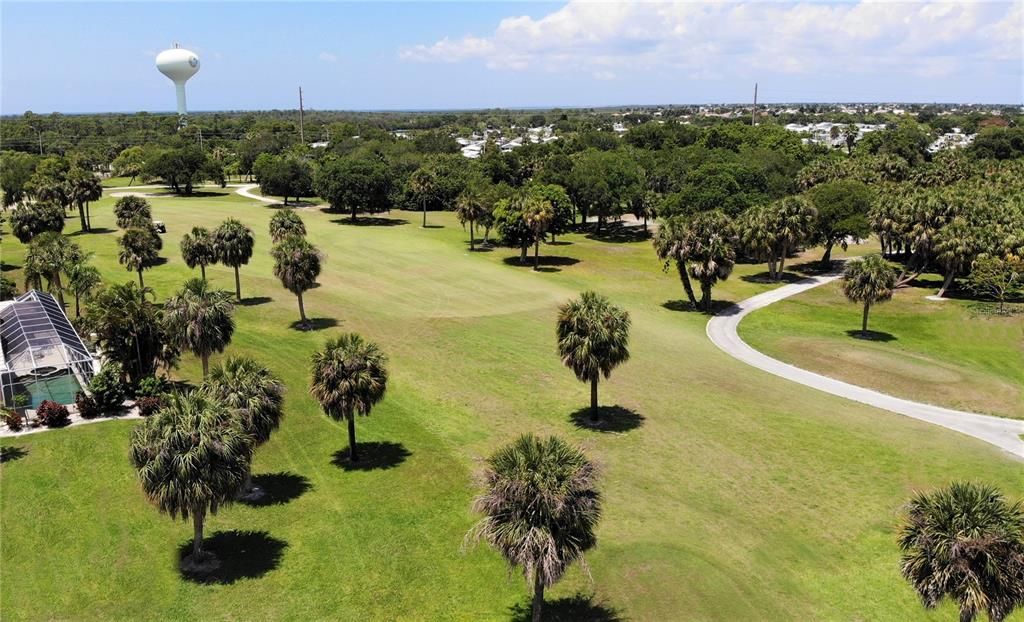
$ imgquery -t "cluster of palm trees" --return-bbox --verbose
[736,196,817,282]
[22,232,103,316]
[174,211,256,302]
[130,355,284,563]
[268,210,323,330]
[653,210,738,313]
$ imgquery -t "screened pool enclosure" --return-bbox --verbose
[0,291,99,410]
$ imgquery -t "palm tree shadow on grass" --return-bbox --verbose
[662,299,736,315]
[509,594,623,622]
[502,256,581,269]
[237,296,273,307]
[845,329,897,342]
[330,216,409,227]
[740,271,804,284]
[177,530,287,585]
[0,446,28,463]
[330,441,411,472]
[570,406,645,433]
[289,317,338,331]
[240,472,312,507]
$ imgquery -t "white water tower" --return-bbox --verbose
[156,44,200,117]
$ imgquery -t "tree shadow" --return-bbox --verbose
[154,190,225,198]
[1,263,20,272]
[0,446,28,463]
[289,317,338,332]
[662,299,735,315]
[69,227,115,236]
[240,472,312,507]
[789,260,842,276]
[740,271,803,285]
[845,329,897,342]
[585,225,651,244]
[502,256,581,270]
[238,296,273,307]
[178,530,287,585]
[149,257,169,267]
[331,216,409,227]
[330,441,411,472]
[546,240,573,246]
[509,594,623,622]
[421,224,445,229]
[570,406,645,433]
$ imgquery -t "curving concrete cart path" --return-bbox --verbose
[706,272,1024,459]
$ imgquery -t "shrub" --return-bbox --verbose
[36,400,71,428]
[137,396,162,417]
[136,376,169,398]
[89,362,128,416]
[3,409,24,432]
[75,392,101,420]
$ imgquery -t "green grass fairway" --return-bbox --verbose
[742,277,1024,420]
[2,190,1021,621]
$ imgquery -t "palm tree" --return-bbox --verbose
[163,278,235,378]
[205,356,285,495]
[842,254,898,336]
[130,388,253,562]
[467,434,602,622]
[66,262,102,318]
[409,167,436,228]
[654,215,699,308]
[899,482,1024,622]
[118,227,161,293]
[455,191,487,251]
[310,333,388,463]
[522,198,554,271]
[687,210,737,313]
[212,218,255,302]
[22,231,84,308]
[69,168,103,232]
[556,291,630,422]
[113,195,153,229]
[269,209,306,243]
[770,195,816,279]
[180,227,216,281]
[271,235,322,330]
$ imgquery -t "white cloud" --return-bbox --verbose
[319,51,338,63]
[399,1,1022,80]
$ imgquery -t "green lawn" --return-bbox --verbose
[2,190,1021,621]
[741,276,1024,420]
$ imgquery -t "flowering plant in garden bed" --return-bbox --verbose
[36,400,71,428]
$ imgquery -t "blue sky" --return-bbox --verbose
[2,1,1021,114]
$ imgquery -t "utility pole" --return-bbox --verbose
[751,83,758,126]
[298,87,305,143]
[28,125,42,154]
[198,128,203,150]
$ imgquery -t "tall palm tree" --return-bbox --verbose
[310,333,388,463]
[212,218,255,302]
[842,254,898,336]
[118,227,161,293]
[22,231,84,308]
[163,278,235,378]
[654,215,699,308]
[269,209,306,243]
[556,291,630,422]
[271,235,322,330]
[771,195,816,279]
[69,168,103,232]
[66,261,102,318]
[113,195,153,229]
[206,356,285,495]
[467,434,602,622]
[687,210,737,313]
[409,167,437,228]
[130,388,253,562]
[455,191,487,251]
[180,227,216,281]
[522,198,554,271]
[899,482,1024,622]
